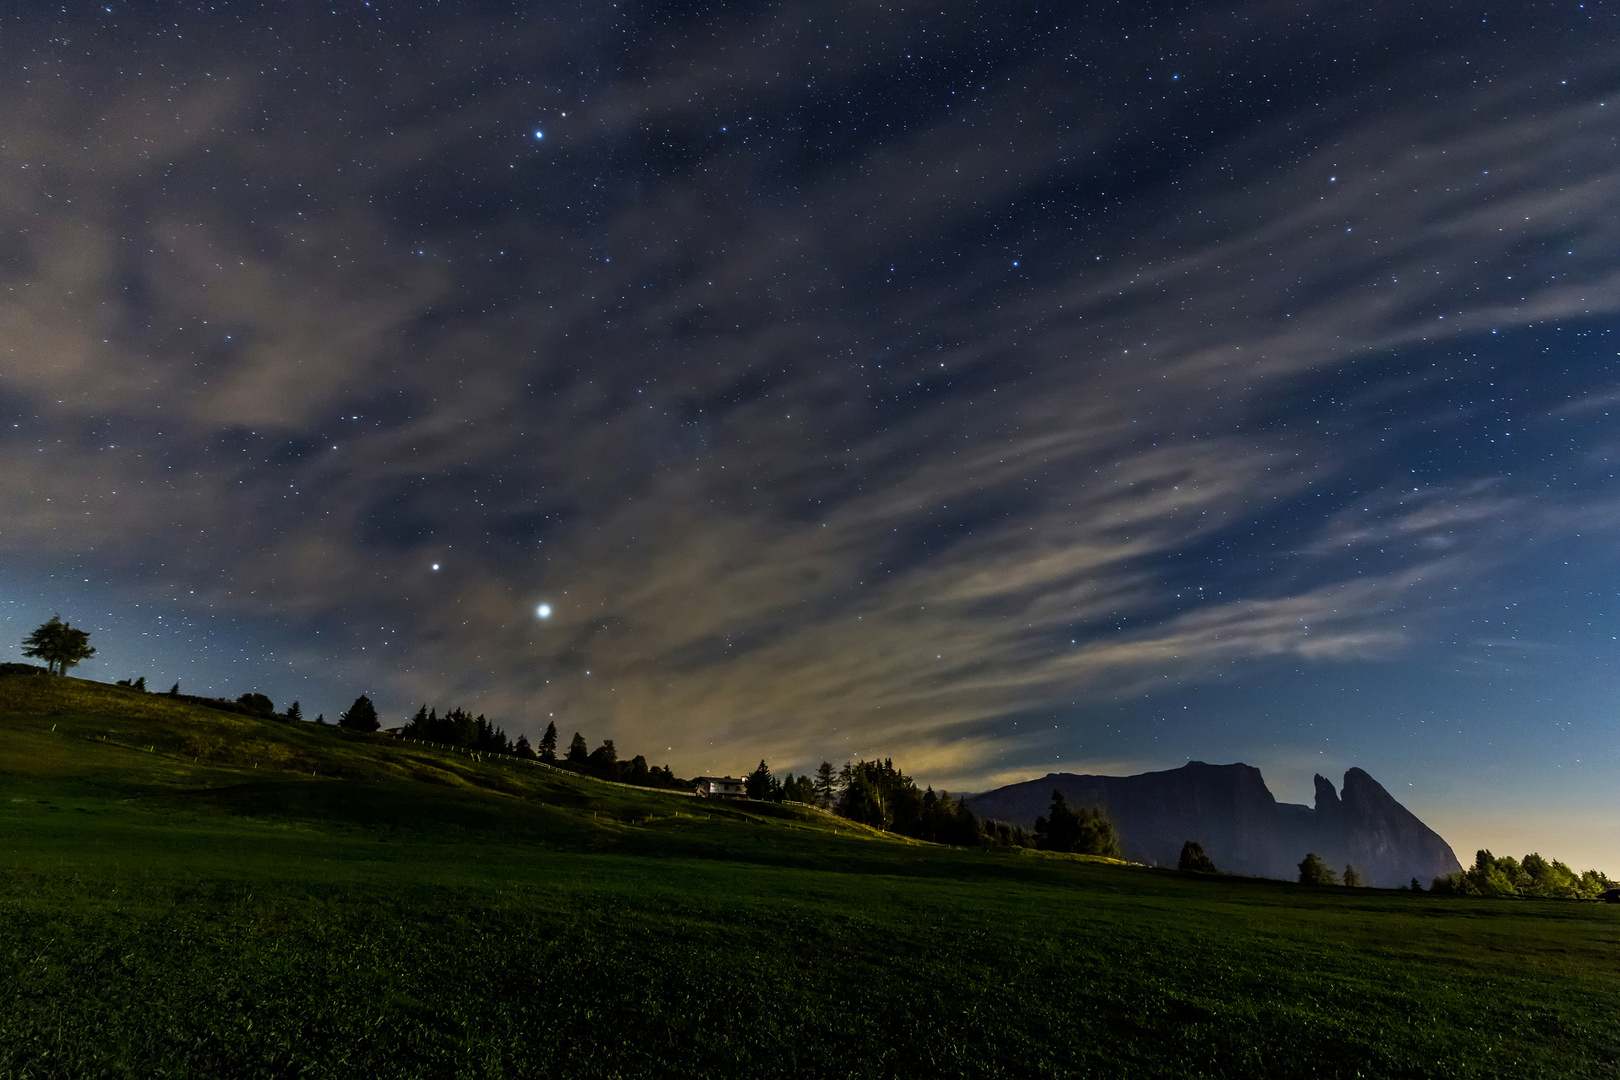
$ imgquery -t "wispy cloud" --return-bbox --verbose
[0,12,1615,793]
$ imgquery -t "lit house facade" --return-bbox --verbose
[693,776,746,798]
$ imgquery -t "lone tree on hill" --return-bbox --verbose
[21,615,96,676]
[1343,864,1364,888]
[286,701,303,723]
[1179,840,1218,873]
[339,694,380,732]
[538,721,558,763]
[1298,852,1338,886]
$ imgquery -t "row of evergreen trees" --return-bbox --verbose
[737,757,1120,855]
[400,704,517,754]
[544,724,684,789]
[394,706,686,790]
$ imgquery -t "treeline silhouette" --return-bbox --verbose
[740,757,1119,854]
[1430,849,1614,899]
[396,705,686,790]
[106,674,316,723]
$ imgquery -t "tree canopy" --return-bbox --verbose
[20,615,96,676]
[744,759,776,801]
[339,695,380,732]
[236,692,275,717]
[1431,849,1614,899]
[1033,791,1121,857]
[1297,852,1337,886]
[1179,840,1217,873]
[401,705,509,751]
[828,758,982,846]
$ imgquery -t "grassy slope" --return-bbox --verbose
[2,673,1618,1079]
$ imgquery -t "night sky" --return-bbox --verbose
[3,1,1618,869]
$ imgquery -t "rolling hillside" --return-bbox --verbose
[3,670,1620,1079]
[0,667,888,859]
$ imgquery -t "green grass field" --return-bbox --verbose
[2,672,1618,1078]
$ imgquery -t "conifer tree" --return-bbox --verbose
[1035,790,1080,852]
[539,721,558,763]
[567,732,589,764]
[813,761,837,808]
[744,759,774,800]
[339,694,380,732]
[286,700,303,723]
[1033,790,1118,856]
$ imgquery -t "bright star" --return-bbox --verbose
[431,563,440,571]
[534,130,543,139]
[536,603,552,619]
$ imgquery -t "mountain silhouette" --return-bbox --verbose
[968,762,1461,887]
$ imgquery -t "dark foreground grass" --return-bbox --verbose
[2,674,1619,1078]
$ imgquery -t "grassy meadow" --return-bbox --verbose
[2,672,1618,1078]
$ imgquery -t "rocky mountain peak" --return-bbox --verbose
[1314,774,1341,815]
[967,761,1462,887]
